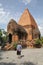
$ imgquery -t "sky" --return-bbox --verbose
[0,0,43,36]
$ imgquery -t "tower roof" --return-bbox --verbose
[7,19,18,32]
[18,8,38,28]
[7,19,27,34]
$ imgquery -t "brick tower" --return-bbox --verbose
[18,8,40,41]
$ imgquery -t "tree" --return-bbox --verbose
[0,29,3,45]
[0,29,7,46]
[0,29,2,37]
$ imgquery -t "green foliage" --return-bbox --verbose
[3,30,7,36]
[2,36,7,43]
[34,39,42,48]
[13,42,17,50]
[41,37,43,44]
[0,29,7,45]
[0,29,2,37]
[35,39,41,44]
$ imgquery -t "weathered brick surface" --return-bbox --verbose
[12,35,18,42]
[7,8,40,49]
[18,8,40,40]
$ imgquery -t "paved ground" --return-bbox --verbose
[0,48,43,65]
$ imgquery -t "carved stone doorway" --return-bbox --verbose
[8,33,12,43]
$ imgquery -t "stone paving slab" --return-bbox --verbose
[0,48,43,65]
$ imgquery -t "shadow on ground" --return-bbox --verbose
[0,62,37,65]
[0,49,6,60]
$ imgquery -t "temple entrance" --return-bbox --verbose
[8,33,12,43]
[39,33,41,39]
[17,31,22,40]
[17,29,27,40]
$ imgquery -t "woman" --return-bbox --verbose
[17,42,22,58]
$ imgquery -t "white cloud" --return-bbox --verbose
[30,0,37,8]
[37,17,43,27]
[0,9,10,24]
[38,26,42,30]
[38,26,43,36]
[19,0,31,5]
[0,3,22,31]
[5,28,7,32]
[0,3,2,7]
[36,17,43,36]
[0,4,12,30]
[14,12,22,22]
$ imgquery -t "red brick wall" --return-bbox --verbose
[12,35,18,42]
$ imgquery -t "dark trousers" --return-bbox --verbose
[17,51,21,55]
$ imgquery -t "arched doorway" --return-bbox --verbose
[8,33,12,43]
[17,29,27,40]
